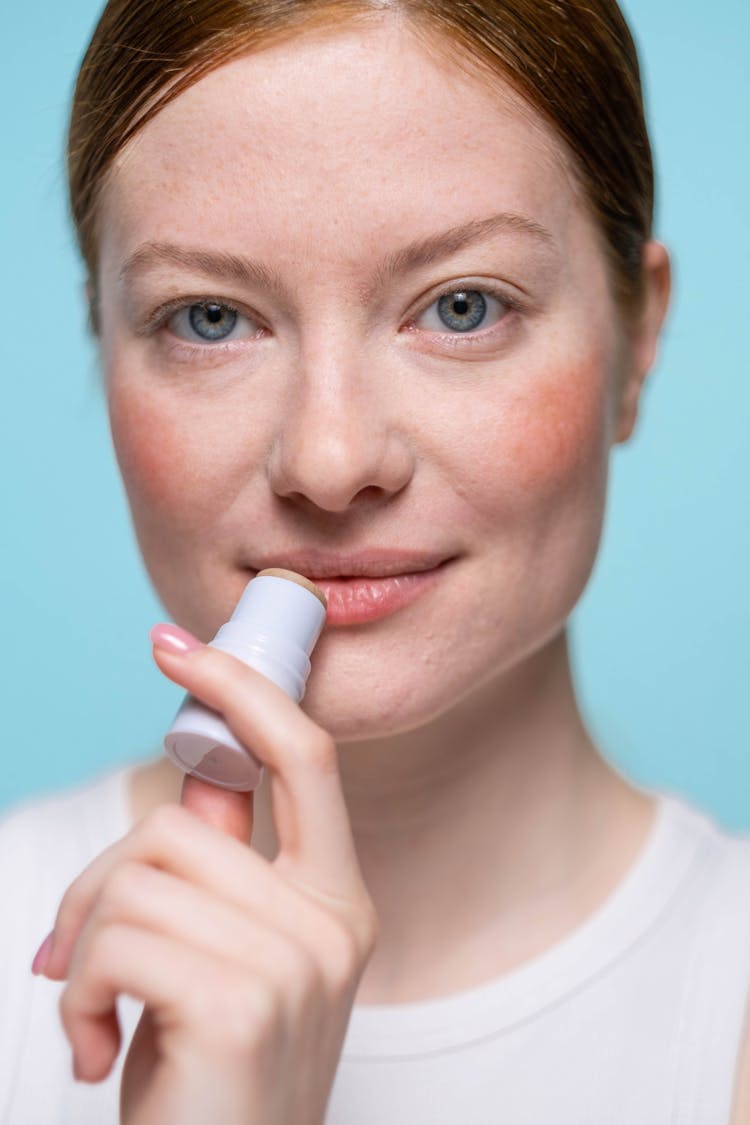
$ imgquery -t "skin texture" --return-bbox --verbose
[46,643,377,1124]
[101,47,620,737]
[42,14,678,1122]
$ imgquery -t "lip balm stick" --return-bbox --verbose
[163,569,327,791]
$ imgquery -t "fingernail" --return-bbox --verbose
[149,623,203,655]
[31,931,54,976]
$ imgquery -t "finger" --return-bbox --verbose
[60,925,229,1082]
[61,921,324,1084]
[82,861,328,1000]
[152,643,365,902]
[44,806,329,982]
[180,774,254,844]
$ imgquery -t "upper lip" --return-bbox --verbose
[246,549,453,579]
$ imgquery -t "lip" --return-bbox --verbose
[244,551,454,626]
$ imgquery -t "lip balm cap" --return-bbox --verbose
[215,570,326,685]
[163,569,326,790]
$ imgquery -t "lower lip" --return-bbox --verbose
[304,564,449,626]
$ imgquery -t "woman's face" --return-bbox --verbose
[97,17,638,739]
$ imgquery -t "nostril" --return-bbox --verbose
[266,438,413,515]
[274,482,392,517]
[267,416,414,512]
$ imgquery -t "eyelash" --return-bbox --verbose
[140,280,526,359]
[408,281,524,347]
[138,296,264,357]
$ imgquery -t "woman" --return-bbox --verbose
[2,0,750,1121]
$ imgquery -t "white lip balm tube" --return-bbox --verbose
[163,568,327,791]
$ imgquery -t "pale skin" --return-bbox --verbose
[37,12,750,1124]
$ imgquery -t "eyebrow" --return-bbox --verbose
[365,212,555,299]
[119,242,283,294]
[118,212,555,298]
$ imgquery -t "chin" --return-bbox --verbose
[298,659,469,743]
[303,701,441,744]
[298,614,572,744]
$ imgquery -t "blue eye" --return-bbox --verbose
[169,302,257,343]
[416,288,508,334]
[189,302,237,340]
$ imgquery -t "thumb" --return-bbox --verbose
[180,773,254,844]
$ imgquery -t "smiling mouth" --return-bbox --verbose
[245,555,454,626]
[309,568,448,625]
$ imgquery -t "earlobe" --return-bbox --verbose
[614,241,672,445]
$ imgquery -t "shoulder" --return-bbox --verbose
[0,768,134,1036]
[0,766,133,852]
[699,812,750,1125]
[666,794,750,969]
[661,795,750,1124]
[733,1019,750,1125]
[661,792,750,901]
[0,770,135,1122]
[0,767,134,950]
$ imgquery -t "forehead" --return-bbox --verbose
[99,17,584,275]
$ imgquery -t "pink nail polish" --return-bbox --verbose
[31,931,54,976]
[149,623,202,655]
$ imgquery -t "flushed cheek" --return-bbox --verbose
[471,351,611,527]
[107,380,238,536]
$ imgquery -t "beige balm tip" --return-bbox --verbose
[256,568,328,610]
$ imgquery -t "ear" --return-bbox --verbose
[614,241,671,444]
[84,278,100,337]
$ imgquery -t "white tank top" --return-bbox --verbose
[2,768,750,1123]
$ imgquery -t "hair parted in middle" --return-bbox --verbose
[68,0,654,319]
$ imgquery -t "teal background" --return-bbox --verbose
[1,2,748,823]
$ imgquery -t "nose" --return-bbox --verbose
[267,343,415,514]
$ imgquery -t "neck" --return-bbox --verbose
[134,628,654,1004]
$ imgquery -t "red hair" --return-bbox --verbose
[68,0,654,317]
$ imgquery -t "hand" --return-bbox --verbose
[39,631,378,1125]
